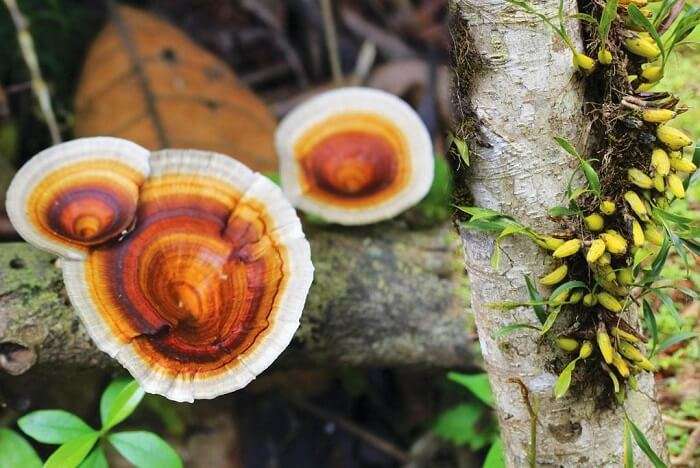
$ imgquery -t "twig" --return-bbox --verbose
[287,397,410,463]
[659,0,686,35]
[349,40,377,86]
[320,0,343,85]
[2,0,61,144]
[509,378,537,468]
[663,415,700,430]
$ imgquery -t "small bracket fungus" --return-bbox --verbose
[6,139,314,402]
[6,137,150,260]
[275,87,434,225]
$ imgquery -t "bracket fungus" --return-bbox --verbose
[275,87,434,225]
[6,138,314,402]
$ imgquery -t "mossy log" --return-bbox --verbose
[0,222,471,375]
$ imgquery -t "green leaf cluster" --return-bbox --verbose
[13,378,182,468]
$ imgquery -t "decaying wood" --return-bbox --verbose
[451,0,667,465]
[0,222,470,375]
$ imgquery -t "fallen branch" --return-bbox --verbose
[0,222,471,375]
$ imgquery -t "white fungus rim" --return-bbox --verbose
[275,87,434,225]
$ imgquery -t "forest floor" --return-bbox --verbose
[0,1,697,467]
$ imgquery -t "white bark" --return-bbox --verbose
[451,0,667,466]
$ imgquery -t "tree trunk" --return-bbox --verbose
[450,0,667,466]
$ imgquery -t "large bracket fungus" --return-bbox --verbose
[275,87,434,225]
[6,138,314,402]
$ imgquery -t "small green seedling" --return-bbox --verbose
[15,378,182,468]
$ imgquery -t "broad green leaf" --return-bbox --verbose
[554,358,578,399]
[623,419,634,468]
[626,416,667,468]
[433,404,494,450]
[78,446,108,468]
[627,5,665,63]
[643,300,659,355]
[18,410,94,445]
[483,437,506,468]
[102,380,145,431]
[0,428,42,468]
[525,275,547,324]
[44,433,99,468]
[493,323,541,339]
[447,372,495,407]
[657,331,698,354]
[540,306,561,335]
[100,378,131,426]
[108,431,183,468]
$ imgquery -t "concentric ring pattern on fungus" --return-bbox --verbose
[5,137,150,260]
[7,140,314,402]
[276,87,434,225]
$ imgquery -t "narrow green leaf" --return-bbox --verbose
[598,0,619,43]
[483,437,506,468]
[18,410,94,445]
[491,241,502,269]
[644,234,670,283]
[447,372,495,407]
[263,171,281,186]
[657,331,698,354]
[554,358,578,399]
[553,136,580,158]
[454,138,470,166]
[78,446,108,468]
[580,161,601,196]
[540,307,562,335]
[643,300,659,355]
[525,275,547,324]
[627,5,665,62]
[108,431,182,468]
[548,206,575,217]
[656,290,681,326]
[0,428,42,468]
[626,416,667,468]
[494,323,541,339]
[102,380,145,431]
[571,13,598,24]
[549,280,588,303]
[44,433,99,468]
[623,419,634,468]
[633,247,652,274]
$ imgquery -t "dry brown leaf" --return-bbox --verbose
[74,5,278,172]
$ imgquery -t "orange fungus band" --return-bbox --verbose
[294,113,411,207]
[28,160,144,247]
[83,173,287,375]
